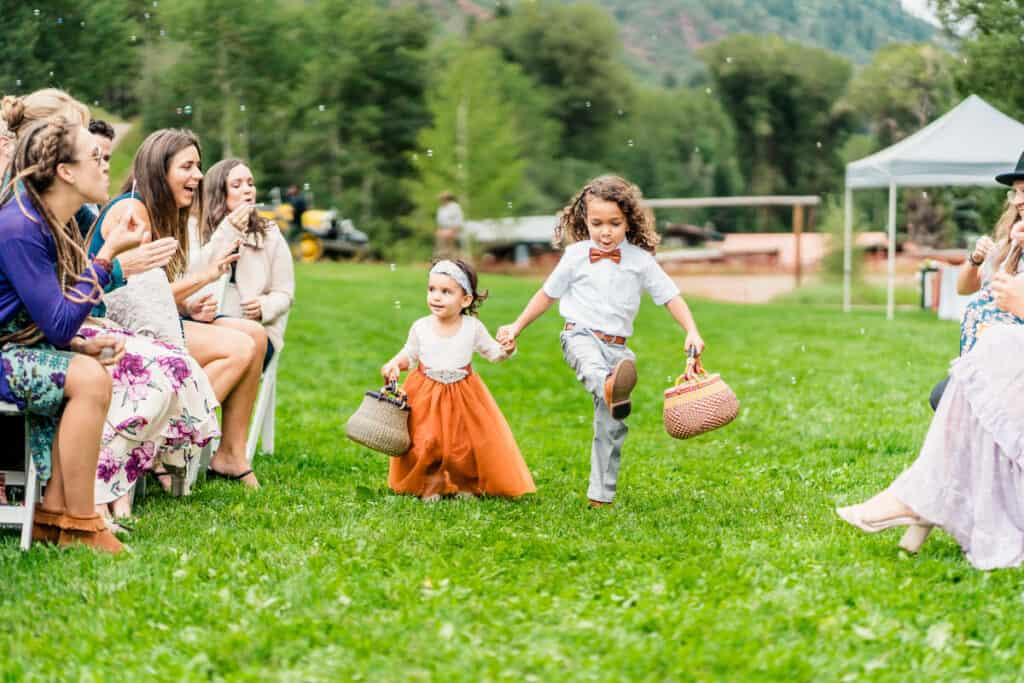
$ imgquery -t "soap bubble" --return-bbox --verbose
[183,104,192,115]
[159,29,166,37]
[506,201,513,209]
[859,328,865,335]
[922,191,929,199]
[15,79,21,87]
[617,109,624,116]
[56,17,63,24]
[48,71,54,78]
[815,141,822,149]
[627,139,634,147]
[33,9,40,17]
[389,263,396,272]
[239,104,246,112]
[318,104,325,112]
[394,300,401,309]
[693,146,700,154]
[80,21,85,27]
[726,56,733,63]
[412,153,419,161]
[790,376,797,385]
[705,87,712,95]
[426,149,433,158]
[302,182,310,191]
[93,100,99,107]
[176,107,183,116]
[144,11,150,19]
[584,100,591,108]
[131,34,137,42]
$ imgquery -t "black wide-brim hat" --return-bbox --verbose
[996,151,1024,186]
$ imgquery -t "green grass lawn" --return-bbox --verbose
[5,262,1019,681]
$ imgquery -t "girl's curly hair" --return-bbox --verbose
[554,174,660,253]
[431,258,489,316]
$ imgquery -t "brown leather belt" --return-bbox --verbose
[563,322,626,345]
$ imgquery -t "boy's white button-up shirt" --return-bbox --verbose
[542,239,680,338]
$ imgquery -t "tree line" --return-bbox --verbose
[2,0,1018,255]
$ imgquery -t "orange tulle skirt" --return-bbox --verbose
[388,366,535,499]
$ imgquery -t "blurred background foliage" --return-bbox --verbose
[1,0,1019,258]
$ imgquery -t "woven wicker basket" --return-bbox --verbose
[663,354,739,440]
[345,382,411,456]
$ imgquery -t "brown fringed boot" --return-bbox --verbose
[57,512,124,554]
[31,505,65,544]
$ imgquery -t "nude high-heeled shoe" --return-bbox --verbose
[898,525,933,553]
[836,505,921,533]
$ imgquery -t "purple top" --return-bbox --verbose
[0,196,111,347]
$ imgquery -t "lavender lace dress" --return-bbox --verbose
[890,324,1024,569]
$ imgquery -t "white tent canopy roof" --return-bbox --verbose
[845,95,1024,189]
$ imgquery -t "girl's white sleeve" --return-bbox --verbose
[473,317,510,363]
[402,320,421,366]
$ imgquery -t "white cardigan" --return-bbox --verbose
[194,220,295,351]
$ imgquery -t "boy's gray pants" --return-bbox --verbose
[560,326,636,503]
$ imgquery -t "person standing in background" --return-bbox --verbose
[435,191,463,258]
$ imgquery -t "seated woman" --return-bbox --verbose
[928,163,1024,410]
[94,129,264,488]
[5,97,220,525]
[196,159,294,370]
[0,118,149,552]
[837,162,1024,570]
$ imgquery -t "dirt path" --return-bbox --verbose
[672,274,807,303]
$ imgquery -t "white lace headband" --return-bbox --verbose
[429,260,473,295]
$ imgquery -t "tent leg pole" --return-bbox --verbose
[843,186,852,313]
[887,182,897,321]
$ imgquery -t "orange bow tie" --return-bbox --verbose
[589,247,621,264]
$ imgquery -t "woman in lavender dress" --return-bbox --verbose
[837,158,1024,570]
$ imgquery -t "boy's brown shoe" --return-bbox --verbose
[604,359,637,420]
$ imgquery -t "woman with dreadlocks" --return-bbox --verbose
[0,118,144,552]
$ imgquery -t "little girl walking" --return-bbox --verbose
[498,175,704,508]
[381,259,535,500]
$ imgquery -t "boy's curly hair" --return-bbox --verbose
[431,258,489,316]
[554,174,660,253]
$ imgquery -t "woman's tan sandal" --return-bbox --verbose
[31,505,64,544]
[57,512,125,554]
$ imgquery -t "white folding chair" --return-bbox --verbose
[245,351,279,463]
[0,401,40,550]
[213,271,280,464]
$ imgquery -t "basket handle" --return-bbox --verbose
[676,349,707,385]
[381,380,408,408]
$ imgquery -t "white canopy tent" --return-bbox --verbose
[843,95,1024,318]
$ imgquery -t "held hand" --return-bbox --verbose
[187,293,218,322]
[117,237,179,277]
[204,239,242,284]
[70,335,125,366]
[240,299,262,321]
[992,272,1024,317]
[496,323,519,345]
[684,331,705,356]
[499,335,517,353]
[103,211,147,256]
[971,235,996,264]
[381,361,401,383]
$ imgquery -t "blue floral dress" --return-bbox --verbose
[0,310,73,481]
[960,251,1024,355]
